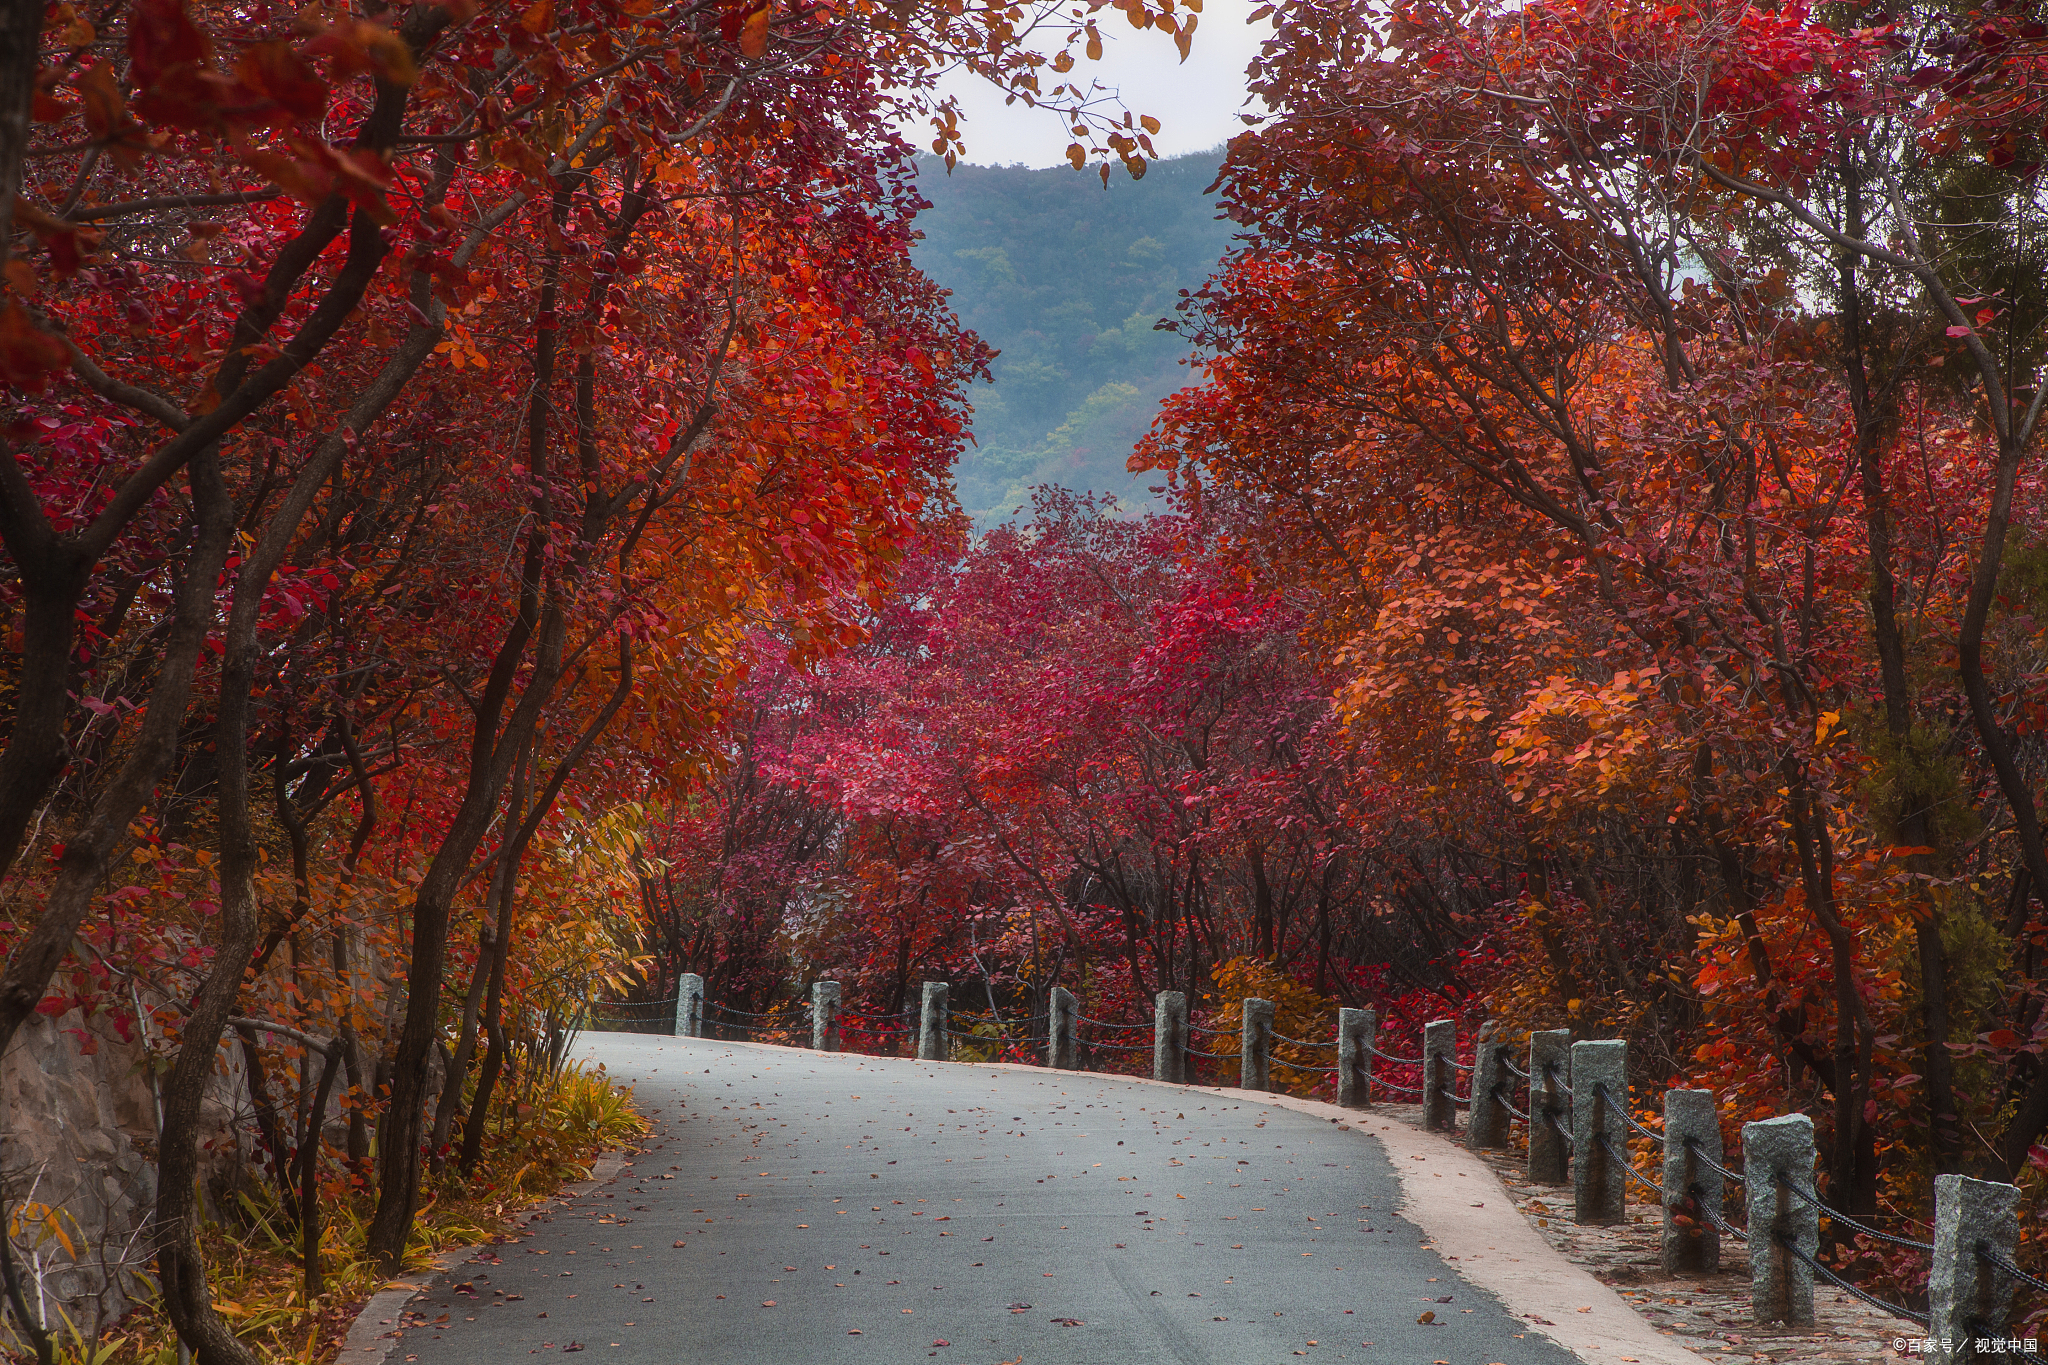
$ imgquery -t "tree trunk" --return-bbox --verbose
[150,448,264,1365]
[429,754,531,1169]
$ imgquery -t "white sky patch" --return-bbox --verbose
[899,0,1272,168]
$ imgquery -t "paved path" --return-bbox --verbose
[391,1034,1582,1365]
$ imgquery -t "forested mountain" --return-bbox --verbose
[910,152,1236,518]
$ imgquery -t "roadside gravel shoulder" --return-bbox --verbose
[1458,1124,1910,1365]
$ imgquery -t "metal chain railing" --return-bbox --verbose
[944,1027,1034,1045]
[1271,1031,1336,1050]
[1696,1192,1747,1243]
[1771,1175,1934,1253]
[1595,1131,1663,1196]
[1493,1084,1529,1122]
[1979,1240,2048,1298]
[1968,1316,2048,1365]
[709,1003,804,1020]
[1540,1104,1574,1150]
[1076,1014,1152,1031]
[1682,1136,1744,1184]
[1775,1233,1929,1327]
[1594,1084,1667,1146]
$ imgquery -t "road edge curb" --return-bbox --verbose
[336,1149,631,1363]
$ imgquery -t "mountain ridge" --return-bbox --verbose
[908,151,1237,519]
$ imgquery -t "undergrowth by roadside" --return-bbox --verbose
[50,1062,646,1365]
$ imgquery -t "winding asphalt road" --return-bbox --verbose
[390,1034,1580,1365]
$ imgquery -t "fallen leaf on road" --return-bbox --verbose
[1577,1306,1593,1313]
[671,1242,685,1248]
[847,1329,861,1335]
[562,1345,583,1353]
[1050,1318,1083,1326]
[1417,1311,1435,1324]
[931,1342,949,1349]
[761,1301,775,1307]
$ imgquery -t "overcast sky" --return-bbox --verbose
[903,0,1272,168]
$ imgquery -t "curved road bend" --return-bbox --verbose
[393,1034,1579,1365]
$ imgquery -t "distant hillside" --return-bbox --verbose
[910,153,1235,520]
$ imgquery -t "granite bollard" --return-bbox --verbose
[1241,998,1275,1092]
[1929,1173,2023,1364]
[1466,1022,1509,1151]
[1660,1088,1721,1272]
[918,981,949,1061]
[1529,1029,1571,1183]
[811,980,840,1052]
[1743,1112,1817,1326]
[1337,1007,1375,1108]
[1423,1019,1457,1133]
[1048,987,1078,1070]
[1154,990,1187,1084]
[1571,1038,1626,1225]
[675,973,704,1038]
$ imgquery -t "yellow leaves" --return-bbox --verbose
[9,1203,77,1259]
[740,4,773,56]
[1066,142,1086,171]
[1813,709,1842,749]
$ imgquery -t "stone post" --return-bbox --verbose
[675,973,704,1038]
[1466,1022,1509,1150]
[1048,987,1077,1070]
[1154,990,1187,1084]
[1929,1174,2022,1364]
[1743,1112,1817,1327]
[918,981,949,1061]
[811,981,841,1052]
[1422,1019,1457,1133]
[1241,998,1275,1092]
[1571,1039,1627,1225]
[1529,1029,1571,1184]
[1337,1007,1375,1108]
[1660,1088,1721,1273]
